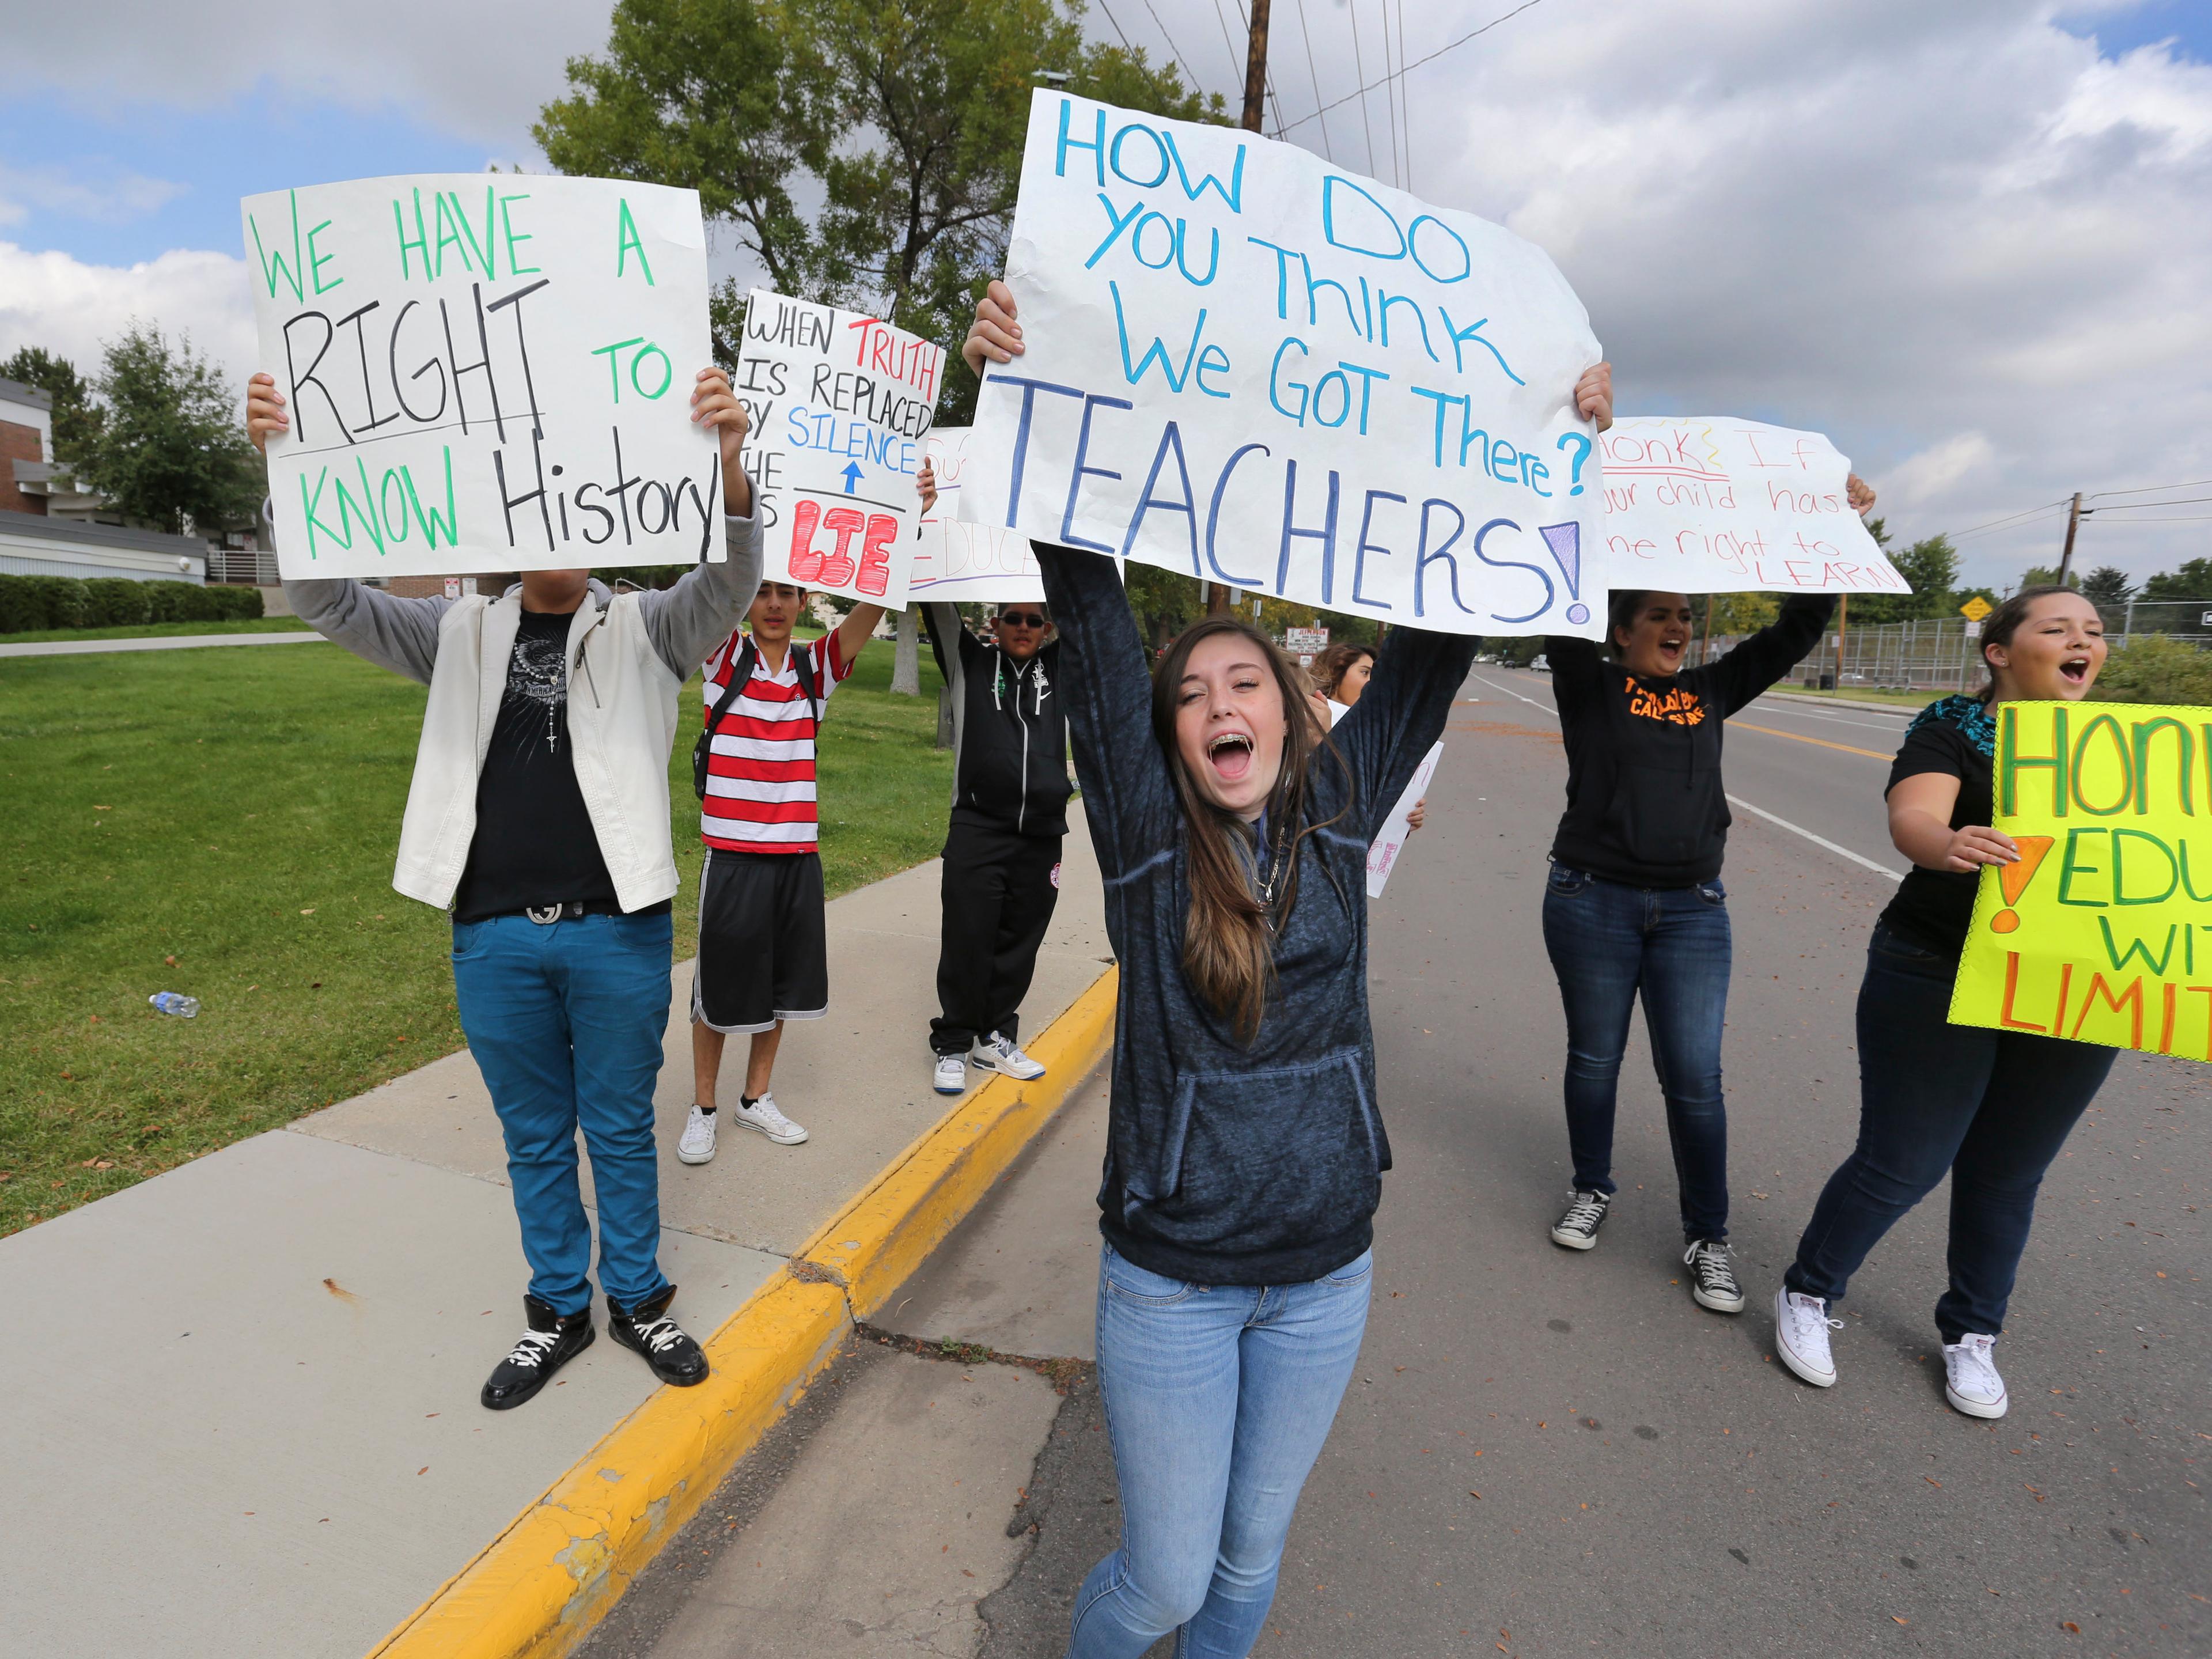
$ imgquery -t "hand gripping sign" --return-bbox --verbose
[959,91,1608,638]
[1598,418,1907,594]
[243,175,722,579]
[1950,700,2212,1061]
[740,289,942,607]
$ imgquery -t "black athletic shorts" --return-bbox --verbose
[691,849,829,1034]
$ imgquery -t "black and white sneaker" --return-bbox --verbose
[1683,1238,1745,1314]
[608,1285,710,1388]
[480,1294,594,1411]
[1550,1188,1612,1249]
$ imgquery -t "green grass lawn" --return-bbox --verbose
[0,617,316,643]
[0,628,948,1236]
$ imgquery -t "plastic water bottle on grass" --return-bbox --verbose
[149,992,199,1018]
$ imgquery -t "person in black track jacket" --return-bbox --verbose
[965,278,1607,1659]
[1536,481,1873,1323]
[923,598,1070,1094]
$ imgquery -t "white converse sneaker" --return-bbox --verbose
[1683,1238,1745,1314]
[1775,1288,1841,1388]
[933,1052,967,1095]
[1942,1334,2009,1419]
[971,1031,1046,1081]
[676,1104,718,1165]
[1549,1188,1611,1249]
[733,1092,808,1146]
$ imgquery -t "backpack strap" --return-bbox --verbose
[704,635,758,740]
[791,635,823,726]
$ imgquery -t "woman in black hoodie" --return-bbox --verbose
[1535,499,1870,1313]
[966,283,1609,1659]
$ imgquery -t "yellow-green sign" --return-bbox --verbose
[1951,700,2212,1059]
[1959,594,1992,622]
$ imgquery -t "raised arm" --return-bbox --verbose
[1033,543,1175,877]
[1334,627,1479,841]
[641,369,763,675]
[1702,593,1835,717]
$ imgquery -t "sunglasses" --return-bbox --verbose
[998,611,1048,628]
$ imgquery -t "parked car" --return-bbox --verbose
[1528,653,1551,673]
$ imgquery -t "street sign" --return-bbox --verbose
[1285,626,1330,655]
[1959,595,1993,622]
[1965,620,1982,640]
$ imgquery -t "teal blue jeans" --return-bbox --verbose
[450,911,675,1315]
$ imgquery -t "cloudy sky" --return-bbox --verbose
[2,0,2207,589]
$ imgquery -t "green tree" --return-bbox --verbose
[2016,564,2077,592]
[2077,565,2135,605]
[1852,533,1958,623]
[1123,565,1202,650]
[81,324,263,536]
[536,0,1221,423]
[2142,557,2212,603]
[0,344,107,467]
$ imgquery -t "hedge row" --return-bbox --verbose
[0,574,265,635]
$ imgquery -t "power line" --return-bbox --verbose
[1378,0,1403,189]
[2089,494,2212,511]
[1346,0,1382,180]
[1948,499,2071,541]
[2075,513,2212,525]
[1397,0,1414,193]
[1226,0,1290,139]
[1095,0,1134,51]
[1141,0,1204,96]
[1290,0,1337,162]
[2090,477,2212,499]
[1276,0,1553,134]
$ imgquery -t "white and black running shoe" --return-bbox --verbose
[1550,1188,1612,1249]
[1683,1238,1745,1313]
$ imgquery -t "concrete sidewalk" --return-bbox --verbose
[0,628,325,657]
[0,809,1108,1659]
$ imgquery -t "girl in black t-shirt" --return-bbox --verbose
[1775,586,2112,1420]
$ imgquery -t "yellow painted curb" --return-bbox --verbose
[366,964,1118,1659]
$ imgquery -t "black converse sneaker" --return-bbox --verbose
[481,1295,594,1411]
[608,1285,710,1387]
[1683,1238,1745,1313]
[1550,1188,1612,1249]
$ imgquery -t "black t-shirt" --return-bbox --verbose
[1874,696,1997,960]
[451,609,621,922]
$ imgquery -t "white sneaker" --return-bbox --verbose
[1942,1334,2009,1419]
[1775,1288,1841,1388]
[733,1092,808,1146]
[971,1032,1046,1081]
[676,1104,718,1165]
[933,1052,967,1095]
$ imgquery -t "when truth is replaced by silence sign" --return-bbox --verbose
[739,289,941,608]
[244,175,723,579]
[1951,700,2212,1061]
[959,91,1607,637]
[1599,418,1907,594]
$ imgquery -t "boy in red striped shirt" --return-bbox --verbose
[684,583,885,1160]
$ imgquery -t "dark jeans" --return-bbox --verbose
[1785,924,2113,1340]
[450,911,676,1316]
[931,820,1062,1055]
[1540,863,1733,1241]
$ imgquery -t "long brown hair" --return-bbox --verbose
[1975,585,2082,700]
[1152,617,1350,1041]
[1312,642,1374,699]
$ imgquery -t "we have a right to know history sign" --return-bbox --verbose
[1951,700,2212,1061]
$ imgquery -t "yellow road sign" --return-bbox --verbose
[1959,595,1993,622]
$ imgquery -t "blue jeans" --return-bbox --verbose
[1068,1243,1373,1659]
[1785,925,2114,1340]
[1540,863,1733,1240]
[450,911,676,1316]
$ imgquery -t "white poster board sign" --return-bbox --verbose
[1367,740,1443,898]
[742,288,940,607]
[911,426,1046,601]
[1599,418,1906,594]
[959,91,1607,638]
[243,175,722,579]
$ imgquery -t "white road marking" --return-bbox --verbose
[1469,669,1904,882]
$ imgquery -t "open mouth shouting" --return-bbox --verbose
[2058,654,2092,687]
[1657,631,1687,669]
[1207,729,1256,783]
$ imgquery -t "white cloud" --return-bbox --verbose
[0,241,256,392]
[0,159,187,225]
[1889,434,2001,506]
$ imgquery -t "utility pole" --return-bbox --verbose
[2056,491,2085,586]
[1210,0,1272,619]
[1832,593,1849,691]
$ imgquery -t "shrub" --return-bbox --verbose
[0,574,89,632]
[80,577,154,628]
[2097,634,2212,705]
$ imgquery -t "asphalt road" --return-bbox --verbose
[599,669,2207,1659]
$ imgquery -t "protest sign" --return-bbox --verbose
[242,175,721,579]
[1950,700,2212,1061]
[1598,418,1906,595]
[738,288,941,608]
[1368,740,1444,899]
[959,90,1607,638]
[911,426,1046,601]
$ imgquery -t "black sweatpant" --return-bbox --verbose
[931,820,1063,1055]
